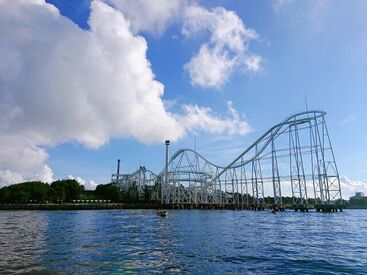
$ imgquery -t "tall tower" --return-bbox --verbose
[116,159,121,182]
[162,140,170,204]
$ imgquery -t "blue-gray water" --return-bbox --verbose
[0,210,366,274]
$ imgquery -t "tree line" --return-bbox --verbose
[349,196,367,208]
[0,180,158,204]
[0,180,349,205]
[0,180,85,203]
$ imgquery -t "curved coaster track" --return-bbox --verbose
[112,111,343,211]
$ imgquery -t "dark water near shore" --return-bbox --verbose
[0,210,366,274]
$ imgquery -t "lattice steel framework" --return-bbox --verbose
[113,111,343,208]
[111,166,158,200]
[160,149,224,205]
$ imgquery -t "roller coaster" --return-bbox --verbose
[111,110,343,211]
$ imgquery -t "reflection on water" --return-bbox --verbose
[0,210,367,274]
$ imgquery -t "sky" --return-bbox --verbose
[0,0,366,197]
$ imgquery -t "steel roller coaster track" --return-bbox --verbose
[112,110,343,210]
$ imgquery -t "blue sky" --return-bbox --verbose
[0,0,366,196]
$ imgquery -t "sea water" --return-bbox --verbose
[0,209,366,274]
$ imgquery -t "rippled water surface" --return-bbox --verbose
[0,209,366,274]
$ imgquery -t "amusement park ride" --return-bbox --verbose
[111,111,343,212]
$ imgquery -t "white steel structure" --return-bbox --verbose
[112,111,343,210]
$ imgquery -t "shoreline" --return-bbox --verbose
[0,203,360,211]
[0,202,161,210]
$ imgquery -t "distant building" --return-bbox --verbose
[349,192,367,208]
[351,192,365,199]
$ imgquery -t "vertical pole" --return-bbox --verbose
[293,123,303,206]
[272,134,282,207]
[163,140,170,204]
[251,161,256,207]
[218,167,222,206]
[116,159,121,182]
[272,134,276,205]
[309,121,317,204]
[295,122,308,205]
[244,166,249,208]
[258,159,265,207]
[321,119,329,202]
[240,163,244,208]
[313,112,324,204]
[289,125,296,205]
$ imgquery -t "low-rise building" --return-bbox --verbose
[352,192,365,199]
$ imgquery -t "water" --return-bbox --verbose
[0,210,366,274]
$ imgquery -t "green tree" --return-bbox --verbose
[30,182,49,202]
[50,181,65,202]
[143,185,152,202]
[0,187,10,203]
[126,182,139,202]
[10,190,30,203]
[95,183,122,202]
[50,179,84,202]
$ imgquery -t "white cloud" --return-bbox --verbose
[339,114,356,127]
[178,101,252,136]
[183,45,234,88]
[0,0,251,187]
[68,175,98,190]
[339,176,367,198]
[0,136,53,186]
[182,5,261,88]
[272,0,294,14]
[0,0,184,148]
[103,1,262,88]
[104,0,184,36]
[0,170,25,187]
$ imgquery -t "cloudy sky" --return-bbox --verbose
[0,0,366,197]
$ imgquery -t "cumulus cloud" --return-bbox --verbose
[183,45,234,88]
[68,175,97,191]
[178,101,251,135]
[103,0,184,36]
[182,5,261,88]
[339,175,367,198]
[105,1,262,88]
[0,136,53,185]
[0,0,251,186]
